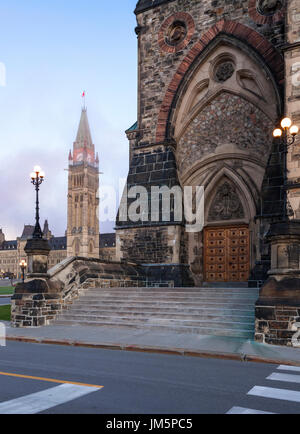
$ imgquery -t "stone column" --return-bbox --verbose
[25,237,51,278]
[10,237,65,328]
[255,1,300,346]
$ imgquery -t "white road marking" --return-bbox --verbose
[227,406,275,414]
[248,386,300,403]
[267,372,300,384]
[277,365,300,372]
[0,383,100,414]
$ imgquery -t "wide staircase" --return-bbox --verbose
[55,286,259,339]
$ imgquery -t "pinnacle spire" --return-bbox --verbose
[71,107,96,166]
[74,108,93,150]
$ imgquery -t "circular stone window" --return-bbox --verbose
[166,21,187,46]
[214,61,235,83]
[158,13,195,54]
[256,0,283,15]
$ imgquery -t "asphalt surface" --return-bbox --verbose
[0,279,16,287]
[0,298,11,306]
[0,341,300,414]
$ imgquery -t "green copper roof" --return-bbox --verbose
[126,121,138,132]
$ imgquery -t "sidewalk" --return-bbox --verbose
[3,322,300,366]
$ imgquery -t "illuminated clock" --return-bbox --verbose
[76,153,83,162]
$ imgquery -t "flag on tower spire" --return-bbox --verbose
[82,91,86,109]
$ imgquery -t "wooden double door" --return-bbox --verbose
[204,226,250,282]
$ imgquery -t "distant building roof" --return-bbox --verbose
[20,225,35,240]
[1,240,17,250]
[0,228,115,252]
[100,233,116,248]
[49,236,67,251]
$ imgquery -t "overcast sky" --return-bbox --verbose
[0,0,138,240]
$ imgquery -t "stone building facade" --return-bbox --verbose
[0,222,68,278]
[116,0,300,287]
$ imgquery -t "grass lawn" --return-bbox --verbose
[0,287,14,295]
[0,305,11,321]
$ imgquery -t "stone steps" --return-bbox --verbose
[57,313,254,327]
[81,295,256,305]
[84,287,257,295]
[54,319,254,338]
[80,293,257,300]
[54,286,258,339]
[65,306,254,317]
[59,309,254,323]
[75,300,255,310]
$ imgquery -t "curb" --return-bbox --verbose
[6,336,300,367]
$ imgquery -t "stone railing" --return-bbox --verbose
[11,256,146,328]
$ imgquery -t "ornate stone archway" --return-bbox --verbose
[156,20,284,143]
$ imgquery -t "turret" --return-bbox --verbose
[0,229,5,248]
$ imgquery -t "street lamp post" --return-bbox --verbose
[273,117,299,220]
[24,165,51,278]
[30,166,45,239]
[19,260,27,283]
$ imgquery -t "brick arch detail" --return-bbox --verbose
[156,19,284,143]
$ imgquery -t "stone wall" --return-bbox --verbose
[177,93,274,174]
[256,304,300,346]
[12,293,64,328]
[99,247,116,262]
[117,225,185,264]
[117,145,182,228]
[116,143,187,269]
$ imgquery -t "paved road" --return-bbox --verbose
[0,298,11,306]
[0,341,300,414]
[0,280,16,287]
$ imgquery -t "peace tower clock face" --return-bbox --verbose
[76,153,83,162]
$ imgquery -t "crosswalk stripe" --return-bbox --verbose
[0,383,100,414]
[267,372,300,384]
[248,386,300,403]
[277,365,300,373]
[227,406,275,414]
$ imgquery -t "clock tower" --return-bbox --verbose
[67,108,100,258]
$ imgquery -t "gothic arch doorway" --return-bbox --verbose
[203,177,251,282]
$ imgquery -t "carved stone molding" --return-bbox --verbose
[248,0,284,25]
[208,182,245,221]
[214,62,235,83]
